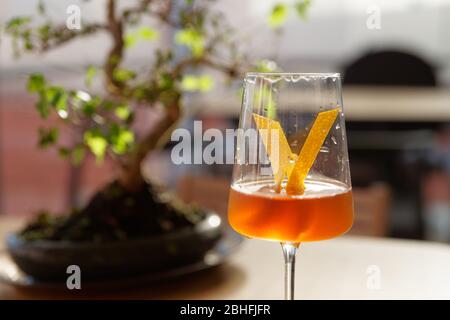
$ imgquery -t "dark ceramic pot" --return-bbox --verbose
[6,212,222,281]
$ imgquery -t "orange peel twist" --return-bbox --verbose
[253,114,295,190]
[286,108,339,195]
[253,108,340,195]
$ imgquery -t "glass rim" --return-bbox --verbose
[245,72,341,78]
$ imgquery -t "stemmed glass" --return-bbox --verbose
[228,72,354,300]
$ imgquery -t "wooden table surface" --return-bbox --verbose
[1,216,449,300]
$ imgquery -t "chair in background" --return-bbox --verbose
[349,183,391,237]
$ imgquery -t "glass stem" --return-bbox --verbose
[281,242,300,300]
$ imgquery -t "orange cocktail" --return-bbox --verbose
[228,179,354,243]
[229,73,352,299]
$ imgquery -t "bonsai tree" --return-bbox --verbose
[3,0,310,242]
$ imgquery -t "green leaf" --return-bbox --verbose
[58,147,71,158]
[85,65,97,87]
[115,104,131,120]
[181,75,199,91]
[158,73,174,90]
[24,38,34,51]
[295,0,311,20]
[29,75,51,118]
[138,27,159,40]
[59,146,85,165]
[181,75,214,92]
[37,24,51,41]
[125,33,138,48]
[84,131,108,163]
[46,86,68,113]
[113,69,136,82]
[5,16,31,33]
[131,86,147,101]
[109,125,134,155]
[101,100,116,111]
[71,146,85,165]
[81,96,100,117]
[36,99,50,118]
[198,75,214,92]
[125,27,159,48]
[27,74,46,93]
[38,127,58,148]
[159,90,180,107]
[112,129,134,154]
[255,59,278,73]
[175,28,205,57]
[269,4,288,28]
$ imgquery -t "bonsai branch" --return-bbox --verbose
[172,56,242,79]
[123,0,177,28]
[104,0,126,96]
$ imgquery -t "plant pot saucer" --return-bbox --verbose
[1,212,242,289]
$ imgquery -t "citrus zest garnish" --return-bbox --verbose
[253,114,294,190]
[286,108,340,195]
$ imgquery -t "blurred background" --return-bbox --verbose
[1,0,450,242]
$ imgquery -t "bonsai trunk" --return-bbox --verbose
[118,102,181,192]
[102,0,182,193]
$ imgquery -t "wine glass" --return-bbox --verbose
[228,72,353,300]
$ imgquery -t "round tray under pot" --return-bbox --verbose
[6,212,223,281]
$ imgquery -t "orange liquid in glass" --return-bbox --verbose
[228,179,354,242]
